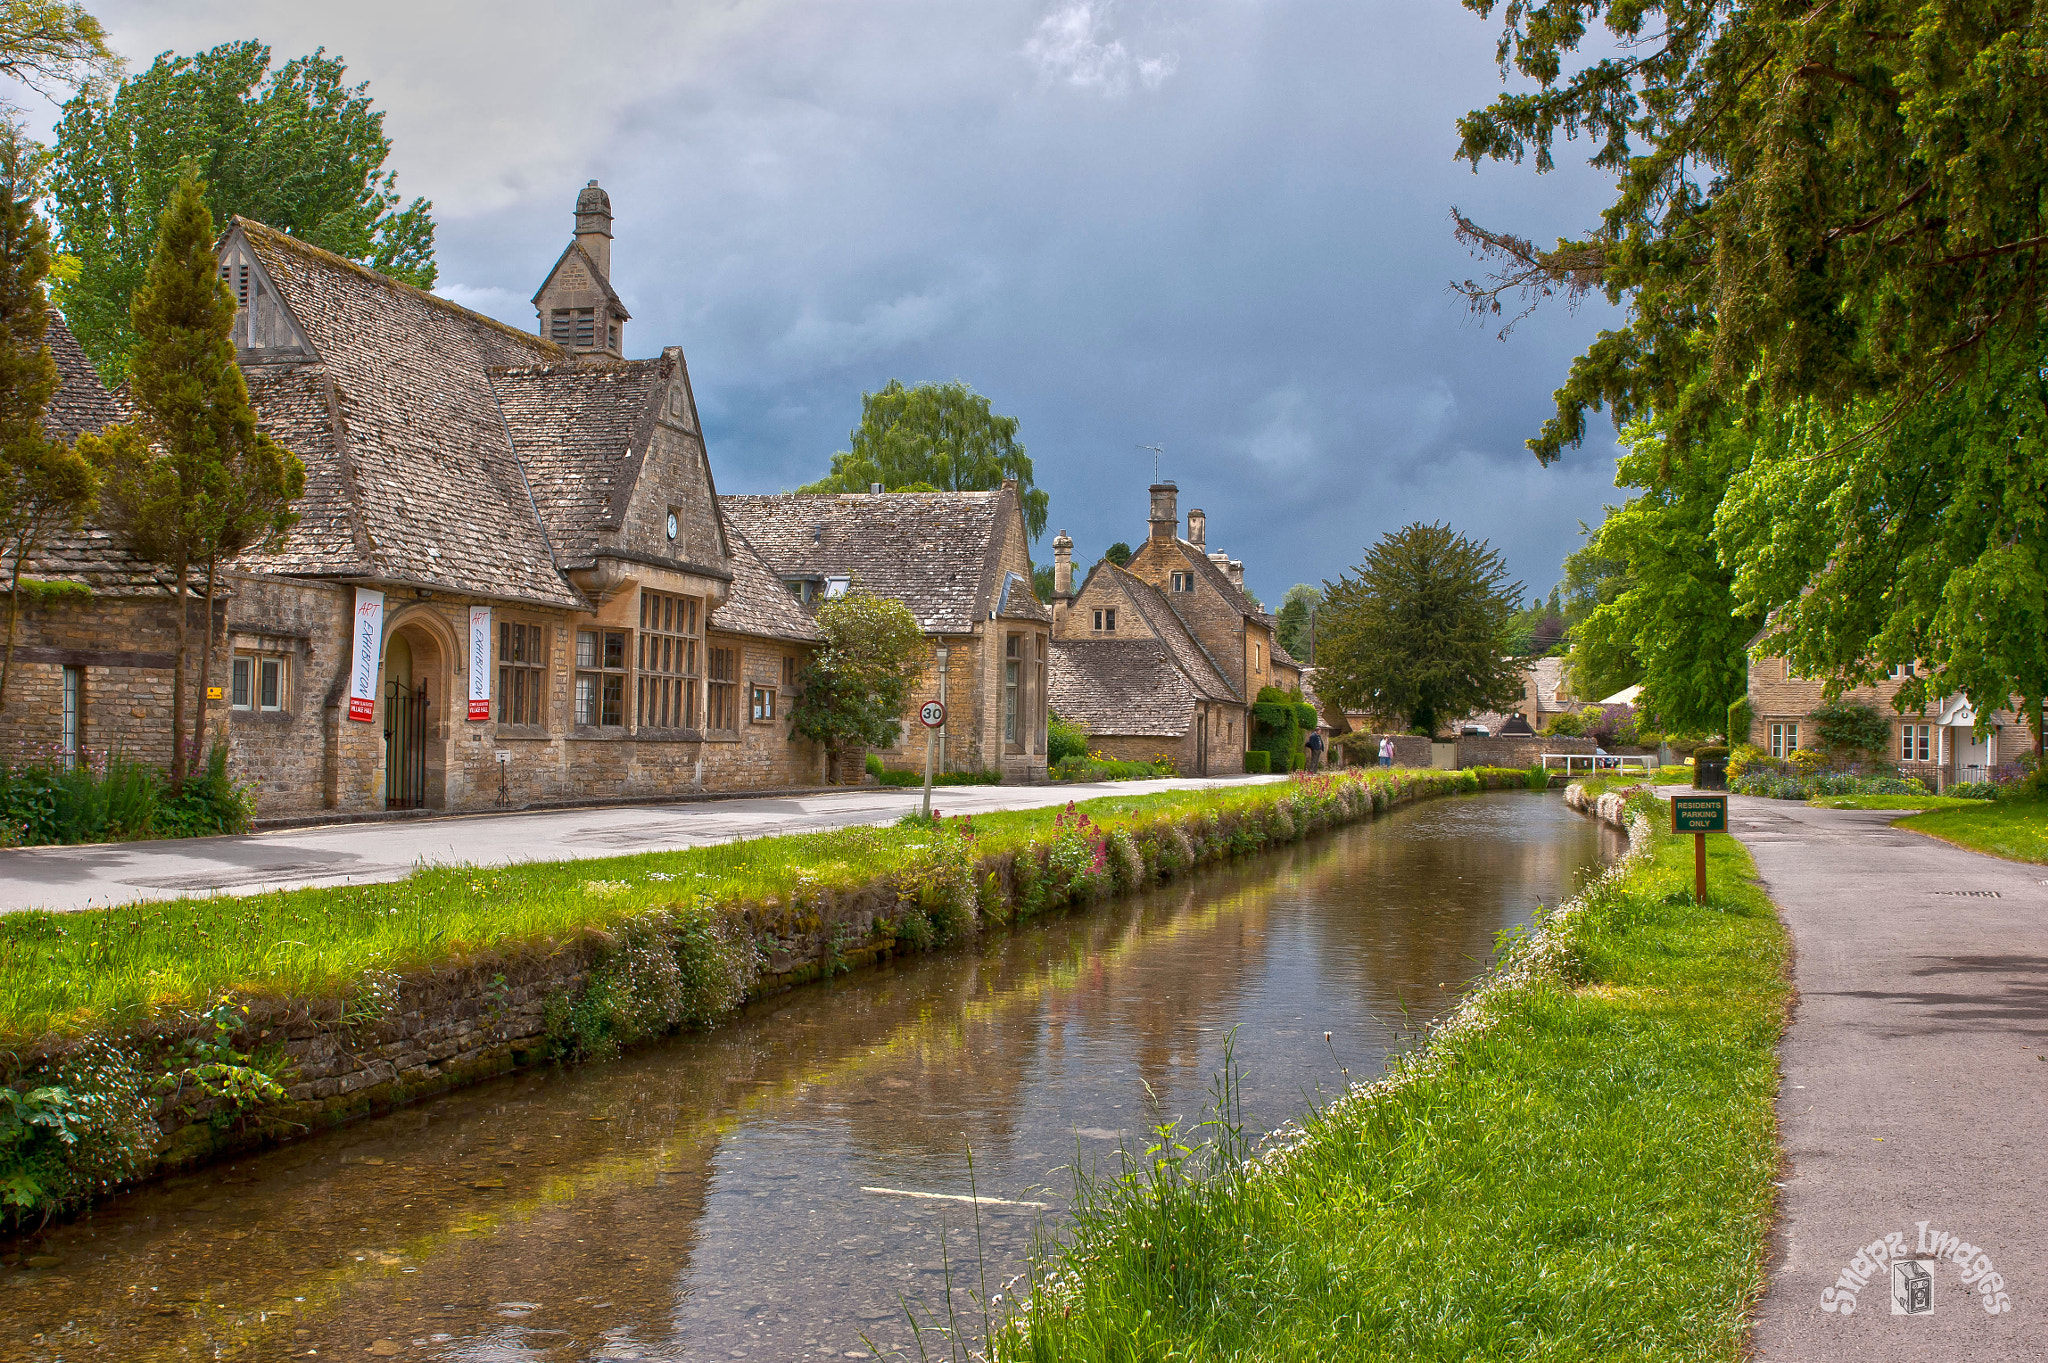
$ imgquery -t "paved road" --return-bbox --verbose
[0,775,1283,914]
[1730,797,2048,1359]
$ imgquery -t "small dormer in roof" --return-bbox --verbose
[533,180,631,361]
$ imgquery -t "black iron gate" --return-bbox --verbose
[384,677,430,810]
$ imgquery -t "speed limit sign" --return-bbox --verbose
[920,700,946,728]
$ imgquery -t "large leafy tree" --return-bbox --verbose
[82,170,305,783]
[802,379,1050,540]
[0,121,95,714]
[51,41,436,382]
[1455,1,2048,462]
[1716,347,2048,754]
[1274,583,1322,664]
[1569,415,1761,736]
[1316,522,1525,736]
[0,1,117,104]
[788,590,928,781]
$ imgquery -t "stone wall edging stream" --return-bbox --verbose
[7,769,1539,1221]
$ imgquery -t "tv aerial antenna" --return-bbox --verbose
[1138,444,1164,481]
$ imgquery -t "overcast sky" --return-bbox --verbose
[35,0,1629,608]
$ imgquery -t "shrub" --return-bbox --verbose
[1243,750,1272,774]
[1726,696,1754,744]
[1525,765,1550,790]
[1048,710,1090,765]
[154,744,253,839]
[1948,782,1997,800]
[1812,698,1891,757]
[0,744,249,846]
[865,753,884,779]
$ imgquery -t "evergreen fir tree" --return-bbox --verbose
[82,167,303,782]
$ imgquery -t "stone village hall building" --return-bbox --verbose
[4,184,1060,814]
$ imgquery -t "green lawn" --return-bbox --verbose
[1896,795,2048,863]
[1807,793,1988,811]
[997,793,1788,1362]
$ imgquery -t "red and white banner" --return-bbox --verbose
[347,587,384,723]
[468,606,492,721]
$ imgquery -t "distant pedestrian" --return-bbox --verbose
[1378,736,1393,767]
[1305,729,1325,772]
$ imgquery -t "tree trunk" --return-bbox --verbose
[169,555,189,787]
[193,558,221,776]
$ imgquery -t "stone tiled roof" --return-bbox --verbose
[714,526,822,642]
[4,314,167,595]
[995,570,1051,623]
[1175,540,1263,621]
[1049,640,1196,737]
[1529,656,1576,711]
[42,314,123,438]
[1111,564,1240,703]
[1272,639,1302,670]
[719,490,1028,634]
[231,219,584,608]
[490,359,663,567]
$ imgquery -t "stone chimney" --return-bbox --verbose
[1228,559,1245,590]
[575,180,613,278]
[1187,508,1206,551]
[1148,481,1178,544]
[1052,529,1073,597]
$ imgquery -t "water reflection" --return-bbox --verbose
[1,793,1616,1362]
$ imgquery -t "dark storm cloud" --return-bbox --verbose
[67,0,1629,605]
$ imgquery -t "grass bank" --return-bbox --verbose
[1808,793,1989,811]
[1895,794,2048,862]
[1,767,1522,1224]
[994,783,1789,1362]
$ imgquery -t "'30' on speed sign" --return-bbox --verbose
[920,701,946,728]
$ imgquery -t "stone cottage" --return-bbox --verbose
[3,183,831,814]
[1744,651,2039,789]
[1045,482,1304,774]
[719,486,1052,782]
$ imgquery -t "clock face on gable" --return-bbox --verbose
[667,511,679,541]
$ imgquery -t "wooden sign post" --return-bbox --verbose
[1670,794,1728,906]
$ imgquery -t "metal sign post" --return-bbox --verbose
[919,700,947,819]
[1670,794,1728,905]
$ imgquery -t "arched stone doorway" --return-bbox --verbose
[381,611,452,810]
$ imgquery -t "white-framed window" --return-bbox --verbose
[230,653,288,712]
[1901,723,1931,762]
[1769,722,1799,758]
[1004,634,1020,745]
[750,684,776,723]
[1889,662,1917,680]
[1170,570,1194,592]
[1093,607,1116,632]
[1253,642,1263,673]
[61,665,80,770]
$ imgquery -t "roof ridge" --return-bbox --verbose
[1112,564,1238,701]
[234,217,565,358]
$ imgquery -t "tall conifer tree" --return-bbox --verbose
[0,122,95,716]
[82,168,303,782]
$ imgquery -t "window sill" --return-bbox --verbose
[228,709,295,725]
[633,727,707,742]
[568,726,633,740]
[492,726,553,741]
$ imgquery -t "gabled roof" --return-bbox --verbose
[1096,562,1240,703]
[489,358,664,568]
[229,218,584,608]
[714,527,822,642]
[719,490,1036,634]
[1272,639,1302,671]
[1173,540,1264,622]
[1049,639,1197,737]
[530,239,630,317]
[42,315,123,438]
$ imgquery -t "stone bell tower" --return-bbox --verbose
[533,180,631,360]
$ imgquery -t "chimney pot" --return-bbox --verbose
[1187,508,1207,551]
[869,482,883,494]
[1052,529,1074,597]
[1148,481,1179,544]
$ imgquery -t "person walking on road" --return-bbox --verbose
[1305,729,1325,772]
[1378,736,1393,767]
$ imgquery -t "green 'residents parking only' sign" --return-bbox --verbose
[1671,794,1728,834]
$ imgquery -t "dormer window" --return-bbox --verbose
[825,575,850,599]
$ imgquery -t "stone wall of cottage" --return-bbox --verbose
[1,591,241,772]
[1125,540,1251,703]
[875,635,989,776]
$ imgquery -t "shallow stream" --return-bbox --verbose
[1,792,1618,1361]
